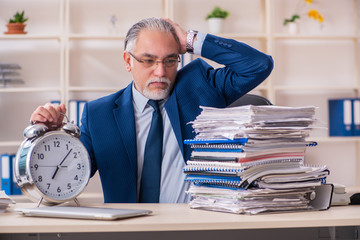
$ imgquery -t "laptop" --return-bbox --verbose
[14,206,152,220]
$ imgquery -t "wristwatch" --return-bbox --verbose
[186,30,198,54]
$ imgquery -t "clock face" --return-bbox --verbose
[28,132,91,202]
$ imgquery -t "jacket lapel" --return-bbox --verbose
[165,92,184,159]
[113,83,138,174]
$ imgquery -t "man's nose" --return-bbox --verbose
[153,62,166,77]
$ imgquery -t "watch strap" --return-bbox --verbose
[186,30,198,53]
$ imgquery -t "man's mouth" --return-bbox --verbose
[149,82,167,88]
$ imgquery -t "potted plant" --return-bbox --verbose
[283,14,300,34]
[5,10,28,34]
[283,0,324,34]
[206,6,229,34]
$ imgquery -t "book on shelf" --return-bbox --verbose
[68,100,87,127]
[0,153,22,196]
[179,53,194,69]
[0,154,11,195]
[51,100,61,106]
[52,100,86,126]
[328,98,360,136]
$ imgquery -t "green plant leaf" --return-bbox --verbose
[206,6,229,20]
[8,10,28,23]
[283,14,300,26]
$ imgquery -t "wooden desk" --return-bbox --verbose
[1,203,360,240]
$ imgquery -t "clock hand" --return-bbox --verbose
[51,166,60,180]
[51,148,73,179]
[59,148,73,166]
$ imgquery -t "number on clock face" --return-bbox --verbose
[29,133,90,201]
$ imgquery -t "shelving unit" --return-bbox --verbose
[1,0,360,189]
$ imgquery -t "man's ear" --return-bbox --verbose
[123,51,132,72]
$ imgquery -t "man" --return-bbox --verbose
[30,18,273,203]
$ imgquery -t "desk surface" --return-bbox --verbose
[1,203,360,234]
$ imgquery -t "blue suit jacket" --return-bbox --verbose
[80,34,273,203]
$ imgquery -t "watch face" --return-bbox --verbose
[28,132,91,202]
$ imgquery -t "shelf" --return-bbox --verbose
[69,86,120,92]
[0,34,61,40]
[274,34,358,40]
[0,87,61,93]
[274,86,359,92]
[0,141,22,147]
[69,34,125,40]
[219,33,267,40]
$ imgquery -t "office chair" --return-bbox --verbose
[228,94,272,107]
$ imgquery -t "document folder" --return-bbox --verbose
[328,99,353,136]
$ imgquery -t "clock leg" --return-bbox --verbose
[36,197,43,208]
[74,198,80,207]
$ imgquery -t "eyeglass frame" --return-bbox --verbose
[128,52,180,68]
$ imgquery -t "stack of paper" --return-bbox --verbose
[184,105,329,214]
[187,185,316,215]
[0,190,15,213]
[190,105,318,140]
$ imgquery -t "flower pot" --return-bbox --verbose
[287,22,299,35]
[5,23,27,34]
[207,18,224,34]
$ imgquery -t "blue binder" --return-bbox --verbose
[10,154,22,195]
[0,154,11,195]
[353,99,360,136]
[51,100,61,106]
[328,99,353,136]
[68,100,87,127]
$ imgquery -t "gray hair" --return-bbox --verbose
[124,18,180,53]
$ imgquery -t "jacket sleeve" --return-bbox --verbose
[200,34,273,104]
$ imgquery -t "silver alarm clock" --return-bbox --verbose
[14,115,91,207]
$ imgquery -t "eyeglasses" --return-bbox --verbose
[128,52,180,68]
